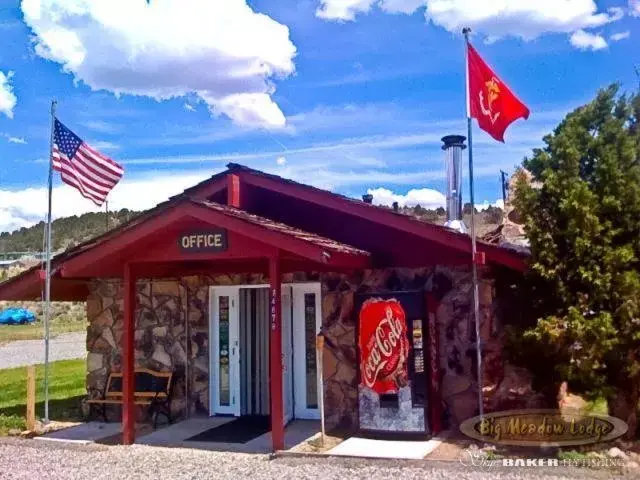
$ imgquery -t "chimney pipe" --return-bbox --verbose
[362,193,373,204]
[392,201,399,212]
[441,135,467,233]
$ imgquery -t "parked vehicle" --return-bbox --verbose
[0,308,36,325]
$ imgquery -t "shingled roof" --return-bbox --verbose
[193,200,368,257]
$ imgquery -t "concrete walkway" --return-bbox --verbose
[37,417,321,453]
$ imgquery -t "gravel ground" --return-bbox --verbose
[0,332,86,369]
[0,438,630,480]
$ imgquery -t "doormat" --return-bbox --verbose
[186,416,270,444]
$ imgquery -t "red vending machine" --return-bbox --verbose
[356,290,430,438]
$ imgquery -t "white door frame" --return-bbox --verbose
[281,286,294,424]
[208,284,297,421]
[292,283,322,420]
[209,286,240,416]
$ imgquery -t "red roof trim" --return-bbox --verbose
[229,164,526,271]
[60,199,370,278]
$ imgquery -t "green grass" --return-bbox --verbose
[557,450,589,461]
[0,320,86,343]
[0,359,86,435]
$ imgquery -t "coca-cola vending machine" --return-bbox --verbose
[356,290,430,437]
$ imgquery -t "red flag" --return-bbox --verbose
[467,43,529,142]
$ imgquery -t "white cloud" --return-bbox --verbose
[570,29,608,50]
[381,0,425,14]
[0,71,17,119]
[476,199,504,210]
[90,140,119,151]
[83,120,119,134]
[316,0,376,20]
[7,136,26,144]
[610,31,630,41]
[276,156,287,165]
[21,0,296,128]
[367,186,445,209]
[0,170,214,233]
[184,103,196,112]
[316,0,623,46]
[631,0,640,17]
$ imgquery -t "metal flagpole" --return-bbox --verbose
[44,99,57,423]
[463,27,484,421]
[500,170,508,207]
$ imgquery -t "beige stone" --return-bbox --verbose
[171,342,187,365]
[151,344,172,367]
[93,309,114,328]
[152,325,168,338]
[479,282,493,307]
[87,353,104,373]
[101,328,117,348]
[338,292,354,323]
[173,324,185,337]
[152,281,181,298]
[194,357,208,373]
[91,335,112,353]
[138,293,153,309]
[188,310,202,324]
[86,297,101,320]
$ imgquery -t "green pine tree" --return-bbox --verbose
[513,84,640,437]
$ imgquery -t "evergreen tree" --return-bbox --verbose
[513,85,640,436]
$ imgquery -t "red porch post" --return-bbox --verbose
[269,255,284,451]
[427,292,442,435]
[122,263,136,444]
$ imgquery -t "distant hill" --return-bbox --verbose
[0,209,139,254]
[0,203,502,258]
[396,203,503,238]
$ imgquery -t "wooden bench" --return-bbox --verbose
[87,368,173,428]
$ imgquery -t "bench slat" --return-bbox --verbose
[87,399,152,405]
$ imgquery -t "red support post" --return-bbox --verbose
[427,293,442,435]
[122,263,136,445]
[269,255,284,451]
[227,173,241,208]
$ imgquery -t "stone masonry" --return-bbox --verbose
[85,266,525,433]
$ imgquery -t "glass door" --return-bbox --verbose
[292,283,322,420]
[210,287,240,416]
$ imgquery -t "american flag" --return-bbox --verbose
[52,118,124,206]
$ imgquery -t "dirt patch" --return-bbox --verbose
[426,435,476,461]
[288,432,344,454]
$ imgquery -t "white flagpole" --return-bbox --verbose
[44,99,57,423]
[463,27,484,421]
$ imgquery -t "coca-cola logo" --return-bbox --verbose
[358,298,410,395]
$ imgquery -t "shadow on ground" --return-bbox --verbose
[0,395,84,422]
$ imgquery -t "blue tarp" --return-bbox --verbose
[0,308,36,325]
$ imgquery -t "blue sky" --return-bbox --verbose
[0,0,638,233]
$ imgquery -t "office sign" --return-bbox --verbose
[178,229,228,253]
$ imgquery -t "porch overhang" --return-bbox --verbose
[0,199,371,300]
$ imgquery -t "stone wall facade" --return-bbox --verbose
[85,266,517,432]
[319,266,502,433]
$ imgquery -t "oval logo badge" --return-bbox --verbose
[460,409,628,447]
